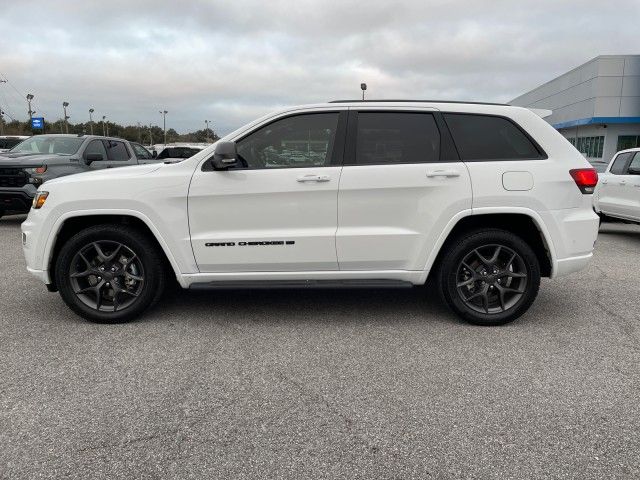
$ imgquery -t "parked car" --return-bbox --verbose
[593,148,640,224]
[152,144,207,162]
[22,101,599,326]
[0,135,29,153]
[0,134,159,217]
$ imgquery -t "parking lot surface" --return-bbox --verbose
[1,215,639,479]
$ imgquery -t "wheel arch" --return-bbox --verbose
[46,212,184,291]
[423,210,555,283]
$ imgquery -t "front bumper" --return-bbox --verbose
[21,209,53,286]
[0,185,37,214]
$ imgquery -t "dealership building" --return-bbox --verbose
[511,55,640,163]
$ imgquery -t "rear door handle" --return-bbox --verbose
[297,174,330,182]
[426,169,460,178]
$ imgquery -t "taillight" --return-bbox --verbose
[569,168,598,194]
[34,166,47,174]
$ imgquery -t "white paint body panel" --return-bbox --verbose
[337,162,471,270]
[188,166,342,272]
[594,149,640,223]
[21,102,599,290]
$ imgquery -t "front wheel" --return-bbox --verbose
[55,225,166,323]
[438,229,541,326]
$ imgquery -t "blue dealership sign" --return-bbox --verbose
[31,117,44,129]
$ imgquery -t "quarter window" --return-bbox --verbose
[443,113,543,160]
[609,152,632,175]
[105,140,130,161]
[236,113,339,169]
[353,112,440,165]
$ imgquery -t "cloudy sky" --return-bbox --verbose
[1,0,638,134]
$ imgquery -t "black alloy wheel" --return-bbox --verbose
[438,229,541,326]
[55,225,166,323]
[68,241,145,313]
[455,244,527,315]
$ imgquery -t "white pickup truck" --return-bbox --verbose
[21,101,599,326]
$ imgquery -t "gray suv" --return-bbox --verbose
[0,134,160,217]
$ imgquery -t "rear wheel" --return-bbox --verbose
[438,229,541,326]
[55,225,166,323]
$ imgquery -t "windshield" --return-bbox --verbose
[10,136,84,155]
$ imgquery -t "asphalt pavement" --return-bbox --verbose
[1,214,639,479]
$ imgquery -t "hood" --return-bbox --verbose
[0,152,73,166]
[44,163,163,186]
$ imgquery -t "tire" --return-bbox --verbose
[437,229,541,326]
[55,224,166,323]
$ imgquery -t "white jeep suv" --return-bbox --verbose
[21,101,599,326]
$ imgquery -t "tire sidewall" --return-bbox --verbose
[55,225,164,323]
[440,230,541,326]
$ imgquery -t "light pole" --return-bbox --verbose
[89,108,94,135]
[148,124,153,146]
[205,119,211,142]
[0,80,6,135]
[360,83,367,101]
[62,102,70,134]
[159,110,168,145]
[137,122,142,143]
[102,115,107,136]
[26,93,34,123]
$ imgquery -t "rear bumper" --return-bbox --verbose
[554,253,593,277]
[543,203,599,278]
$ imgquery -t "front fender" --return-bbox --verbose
[40,209,192,288]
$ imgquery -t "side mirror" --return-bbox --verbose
[628,166,640,175]
[85,153,104,165]
[152,150,158,159]
[211,141,239,170]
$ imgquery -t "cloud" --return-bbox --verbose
[0,0,638,134]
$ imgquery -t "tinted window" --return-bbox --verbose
[158,148,176,159]
[0,138,24,149]
[353,112,440,165]
[237,113,338,169]
[105,140,130,161]
[444,113,543,160]
[132,142,152,159]
[610,152,632,175]
[84,140,108,160]
[628,152,640,173]
[158,147,200,159]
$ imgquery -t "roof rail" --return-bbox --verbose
[328,99,509,106]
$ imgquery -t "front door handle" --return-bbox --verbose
[426,169,460,178]
[297,174,330,183]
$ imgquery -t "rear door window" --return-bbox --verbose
[609,152,633,175]
[105,140,130,161]
[443,113,544,160]
[353,112,440,165]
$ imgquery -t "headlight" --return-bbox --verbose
[26,166,47,174]
[32,191,49,209]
